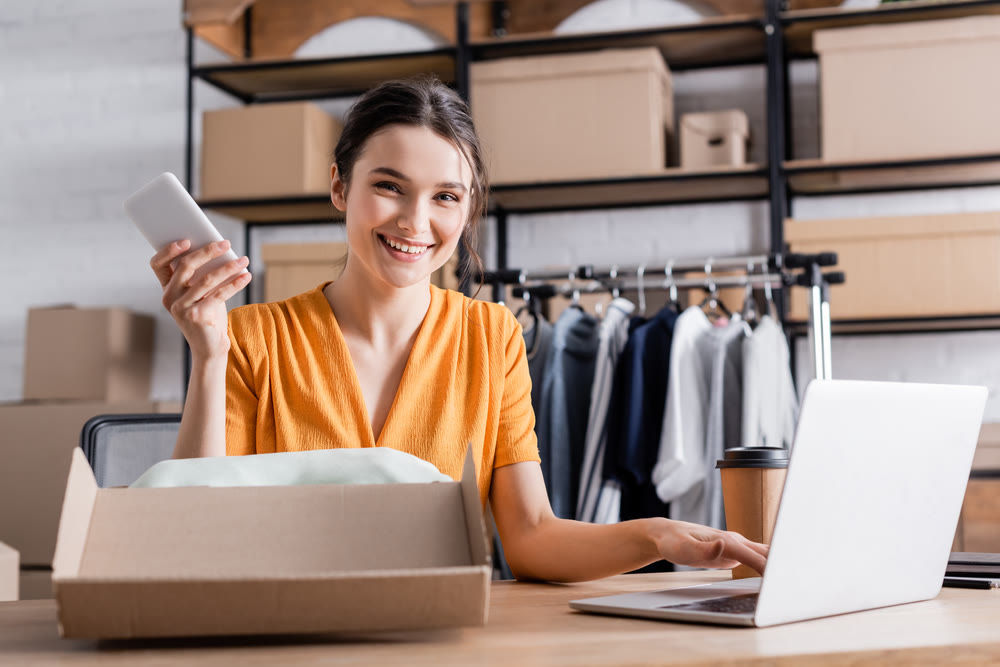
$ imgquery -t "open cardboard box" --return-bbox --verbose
[51,447,492,639]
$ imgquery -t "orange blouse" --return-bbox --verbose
[225,283,541,509]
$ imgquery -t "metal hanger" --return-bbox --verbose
[663,260,679,310]
[636,264,647,317]
[741,261,760,327]
[568,270,583,311]
[698,258,732,321]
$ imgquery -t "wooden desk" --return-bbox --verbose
[2,571,999,665]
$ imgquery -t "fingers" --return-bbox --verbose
[150,239,191,286]
[173,240,234,289]
[722,533,767,576]
[172,255,250,309]
[211,270,253,303]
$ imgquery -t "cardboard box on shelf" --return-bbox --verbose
[471,47,673,184]
[0,401,180,567]
[786,211,1000,321]
[261,242,347,303]
[0,542,17,602]
[262,242,462,303]
[23,307,154,403]
[973,423,1000,473]
[201,101,341,200]
[815,16,1000,162]
[680,110,749,170]
[19,570,52,601]
[957,479,1000,553]
[52,446,491,640]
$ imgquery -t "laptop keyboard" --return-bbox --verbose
[659,592,759,615]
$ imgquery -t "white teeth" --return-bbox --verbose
[382,235,428,255]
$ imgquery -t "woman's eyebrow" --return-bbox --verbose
[370,167,467,192]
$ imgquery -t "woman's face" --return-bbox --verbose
[332,124,473,290]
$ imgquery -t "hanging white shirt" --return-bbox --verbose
[742,314,799,450]
[652,306,714,507]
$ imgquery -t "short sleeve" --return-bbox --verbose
[225,313,258,456]
[494,315,541,469]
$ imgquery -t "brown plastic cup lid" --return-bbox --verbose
[716,447,789,469]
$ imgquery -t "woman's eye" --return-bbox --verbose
[375,182,401,193]
[436,193,459,203]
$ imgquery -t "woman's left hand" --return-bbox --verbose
[651,520,769,576]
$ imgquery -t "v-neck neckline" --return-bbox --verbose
[318,282,438,449]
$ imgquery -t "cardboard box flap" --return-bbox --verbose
[786,211,1000,244]
[471,47,671,85]
[460,444,491,566]
[814,15,1000,53]
[71,479,479,579]
[52,449,99,579]
[681,110,749,138]
[260,242,346,265]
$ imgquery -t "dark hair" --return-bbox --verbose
[333,76,487,291]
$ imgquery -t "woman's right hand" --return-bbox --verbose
[150,239,251,361]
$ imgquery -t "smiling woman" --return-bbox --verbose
[149,77,769,584]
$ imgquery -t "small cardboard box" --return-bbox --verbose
[261,242,347,303]
[19,569,52,601]
[23,307,155,402]
[471,47,673,184]
[52,447,492,639]
[261,243,462,303]
[815,16,1000,162]
[0,542,18,602]
[201,101,341,200]
[680,110,749,170]
[786,211,1000,320]
[0,401,180,566]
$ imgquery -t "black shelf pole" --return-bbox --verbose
[493,207,508,303]
[764,0,789,322]
[456,1,473,295]
[182,26,195,403]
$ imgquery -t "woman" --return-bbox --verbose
[150,77,768,583]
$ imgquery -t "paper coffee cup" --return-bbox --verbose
[717,447,789,580]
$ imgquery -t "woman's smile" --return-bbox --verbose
[377,232,434,262]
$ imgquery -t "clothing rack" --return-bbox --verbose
[482,251,841,383]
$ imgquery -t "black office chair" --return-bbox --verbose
[79,413,182,488]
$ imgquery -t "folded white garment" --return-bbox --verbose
[130,447,453,489]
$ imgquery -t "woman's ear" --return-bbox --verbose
[330,164,348,212]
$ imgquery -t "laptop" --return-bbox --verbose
[570,379,987,628]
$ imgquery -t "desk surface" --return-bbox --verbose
[2,571,999,666]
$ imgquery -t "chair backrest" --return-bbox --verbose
[79,414,182,488]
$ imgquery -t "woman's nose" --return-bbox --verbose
[397,198,431,234]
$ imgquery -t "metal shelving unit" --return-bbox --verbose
[182,0,1000,345]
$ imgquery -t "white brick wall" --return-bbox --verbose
[2,0,1000,419]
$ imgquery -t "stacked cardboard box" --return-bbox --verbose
[1,306,180,598]
[201,102,342,200]
[471,47,674,184]
[815,16,1000,162]
[786,211,1000,321]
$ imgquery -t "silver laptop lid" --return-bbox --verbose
[755,380,987,627]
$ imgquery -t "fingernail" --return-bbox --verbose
[218,240,230,250]
[176,240,189,249]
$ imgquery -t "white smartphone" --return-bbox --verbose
[124,172,246,284]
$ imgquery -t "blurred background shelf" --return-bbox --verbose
[784,154,1000,196]
[199,195,341,223]
[470,15,766,70]
[193,48,457,102]
[490,165,769,213]
[782,0,1000,58]
[787,314,1000,336]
